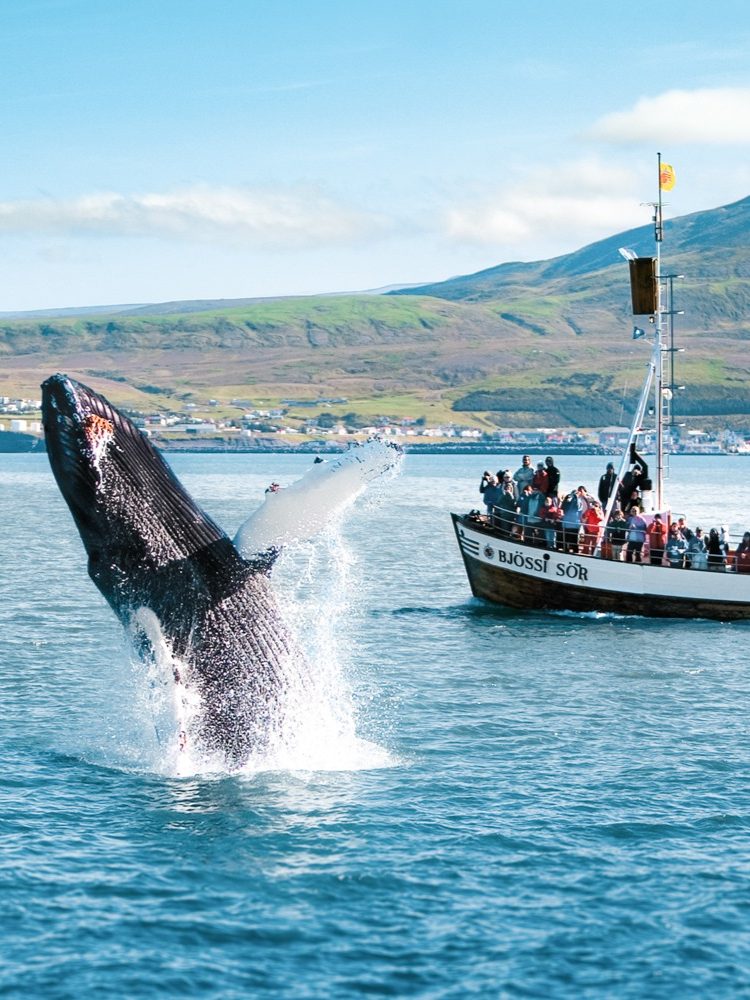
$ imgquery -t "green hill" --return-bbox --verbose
[3,197,750,430]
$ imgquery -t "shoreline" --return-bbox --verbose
[0,431,743,458]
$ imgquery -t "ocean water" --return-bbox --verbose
[2,450,750,998]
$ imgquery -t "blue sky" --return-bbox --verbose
[2,0,750,310]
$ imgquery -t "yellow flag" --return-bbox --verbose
[660,163,676,191]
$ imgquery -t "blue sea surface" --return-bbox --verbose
[2,451,750,998]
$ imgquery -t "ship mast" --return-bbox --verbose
[613,154,675,521]
[653,152,665,510]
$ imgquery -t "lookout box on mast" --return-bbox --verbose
[628,257,658,315]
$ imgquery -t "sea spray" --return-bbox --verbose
[245,514,395,775]
[117,514,394,778]
[127,606,206,777]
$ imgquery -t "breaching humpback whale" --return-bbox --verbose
[41,374,401,769]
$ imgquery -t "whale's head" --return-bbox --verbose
[42,374,128,542]
[41,373,230,618]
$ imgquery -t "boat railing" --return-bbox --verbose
[470,508,743,572]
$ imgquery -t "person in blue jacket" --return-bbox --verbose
[625,505,648,563]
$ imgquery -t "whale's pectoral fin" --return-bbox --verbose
[233,438,403,560]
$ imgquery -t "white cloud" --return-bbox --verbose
[0,184,390,247]
[587,88,750,144]
[444,159,645,252]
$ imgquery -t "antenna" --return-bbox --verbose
[656,152,664,243]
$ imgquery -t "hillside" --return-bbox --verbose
[3,197,750,431]
[391,196,750,302]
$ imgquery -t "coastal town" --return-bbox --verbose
[1,393,749,453]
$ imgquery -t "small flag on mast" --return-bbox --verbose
[660,163,676,191]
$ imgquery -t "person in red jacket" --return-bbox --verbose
[580,501,603,555]
[540,494,563,550]
[647,514,667,566]
[531,461,549,495]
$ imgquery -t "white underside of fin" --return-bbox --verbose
[128,606,201,776]
[233,438,402,559]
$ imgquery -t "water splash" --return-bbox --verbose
[127,607,206,778]
[551,608,638,621]
[119,516,395,779]
[76,429,399,778]
[243,514,395,777]
[255,519,395,776]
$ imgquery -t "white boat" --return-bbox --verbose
[452,156,750,621]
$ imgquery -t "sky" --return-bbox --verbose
[3,0,750,311]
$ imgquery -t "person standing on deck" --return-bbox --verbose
[687,528,708,570]
[544,456,560,499]
[576,485,595,512]
[479,472,503,517]
[706,528,728,571]
[734,532,750,573]
[625,506,648,563]
[496,485,519,538]
[540,495,563,550]
[519,484,544,542]
[676,517,693,544]
[580,501,603,556]
[499,471,518,501]
[561,490,582,553]
[513,455,534,495]
[619,443,651,509]
[665,523,687,568]
[532,462,549,495]
[598,462,618,508]
[647,514,667,566]
[606,507,629,561]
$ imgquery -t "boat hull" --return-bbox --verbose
[452,514,750,621]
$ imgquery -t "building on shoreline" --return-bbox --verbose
[5,396,750,454]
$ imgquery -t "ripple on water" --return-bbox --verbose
[4,453,750,996]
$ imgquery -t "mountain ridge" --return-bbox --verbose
[390,195,750,300]
[2,196,750,431]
